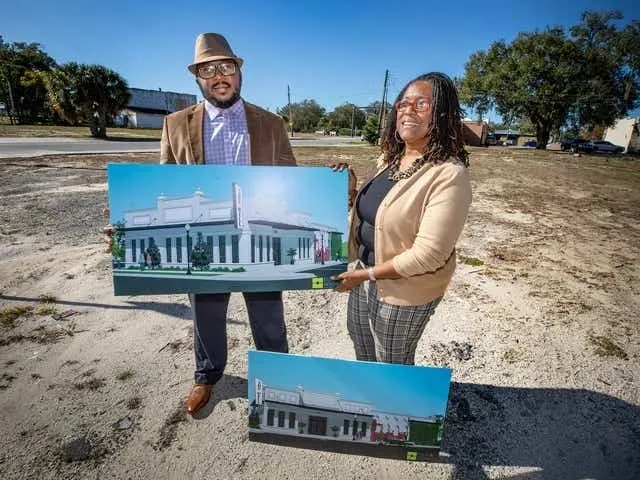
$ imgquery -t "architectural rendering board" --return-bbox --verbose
[248,351,453,461]
[107,163,348,295]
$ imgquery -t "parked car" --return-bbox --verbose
[523,140,537,148]
[560,138,594,153]
[486,134,497,146]
[587,140,624,154]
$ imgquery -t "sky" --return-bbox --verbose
[107,163,348,233]
[248,351,452,418]
[4,0,639,122]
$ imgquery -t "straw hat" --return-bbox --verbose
[187,33,243,75]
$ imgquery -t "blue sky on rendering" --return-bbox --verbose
[248,351,452,418]
[107,163,348,233]
[4,0,639,121]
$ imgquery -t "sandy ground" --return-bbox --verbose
[0,147,639,480]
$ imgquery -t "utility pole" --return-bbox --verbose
[350,104,356,137]
[377,69,389,141]
[287,85,294,138]
[1,69,16,125]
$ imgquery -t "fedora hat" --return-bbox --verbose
[187,33,244,75]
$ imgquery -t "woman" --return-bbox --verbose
[334,72,472,365]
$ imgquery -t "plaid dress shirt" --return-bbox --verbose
[203,99,251,165]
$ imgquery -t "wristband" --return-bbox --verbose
[367,267,376,282]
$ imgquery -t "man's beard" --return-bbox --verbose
[197,74,242,109]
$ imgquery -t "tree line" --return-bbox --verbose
[458,10,639,147]
[0,36,130,137]
[1,10,637,146]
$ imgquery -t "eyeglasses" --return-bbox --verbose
[396,97,431,112]
[197,61,237,79]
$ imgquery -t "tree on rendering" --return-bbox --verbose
[458,10,639,147]
[190,233,212,270]
[286,248,297,265]
[110,220,126,266]
[146,240,161,269]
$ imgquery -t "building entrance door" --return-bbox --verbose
[308,415,327,436]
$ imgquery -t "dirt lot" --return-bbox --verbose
[0,146,639,480]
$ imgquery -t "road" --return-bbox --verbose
[0,136,363,158]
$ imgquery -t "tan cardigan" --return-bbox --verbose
[160,101,296,166]
[348,157,472,306]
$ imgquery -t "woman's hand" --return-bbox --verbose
[332,269,368,293]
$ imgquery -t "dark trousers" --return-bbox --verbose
[190,291,288,385]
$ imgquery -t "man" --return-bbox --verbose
[161,32,296,415]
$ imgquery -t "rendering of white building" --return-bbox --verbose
[120,184,343,270]
[249,378,444,447]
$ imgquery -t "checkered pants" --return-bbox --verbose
[347,280,441,365]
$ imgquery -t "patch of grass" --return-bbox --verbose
[116,369,135,381]
[74,378,106,391]
[126,397,142,410]
[38,294,57,303]
[458,254,485,267]
[155,403,188,450]
[1,305,34,328]
[588,333,628,360]
[0,373,17,389]
[36,305,57,316]
[503,349,520,364]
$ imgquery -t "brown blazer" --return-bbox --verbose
[160,100,296,166]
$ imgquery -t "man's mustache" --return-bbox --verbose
[213,81,231,89]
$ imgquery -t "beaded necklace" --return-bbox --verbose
[387,154,429,181]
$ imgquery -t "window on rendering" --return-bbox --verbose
[207,236,214,262]
[288,412,296,429]
[251,235,255,263]
[176,237,182,263]
[267,409,275,427]
[259,236,263,262]
[343,419,349,435]
[218,235,226,263]
[278,411,285,428]
[298,238,301,258]
[266,236,270,261]
[131,239,137,263]
[140,239,145,258]
[231,235,239,263]
[166,238,172,263]
[361,422,367,437]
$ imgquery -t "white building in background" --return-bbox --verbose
[120,184,343,270]
[115,88,197,129]
[604,117,640,154]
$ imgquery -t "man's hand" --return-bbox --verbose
[102,207,115,253]
[329,163,358,209]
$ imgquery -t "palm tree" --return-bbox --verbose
[43,62,130,137]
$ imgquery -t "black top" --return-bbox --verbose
[355,167,396,266]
